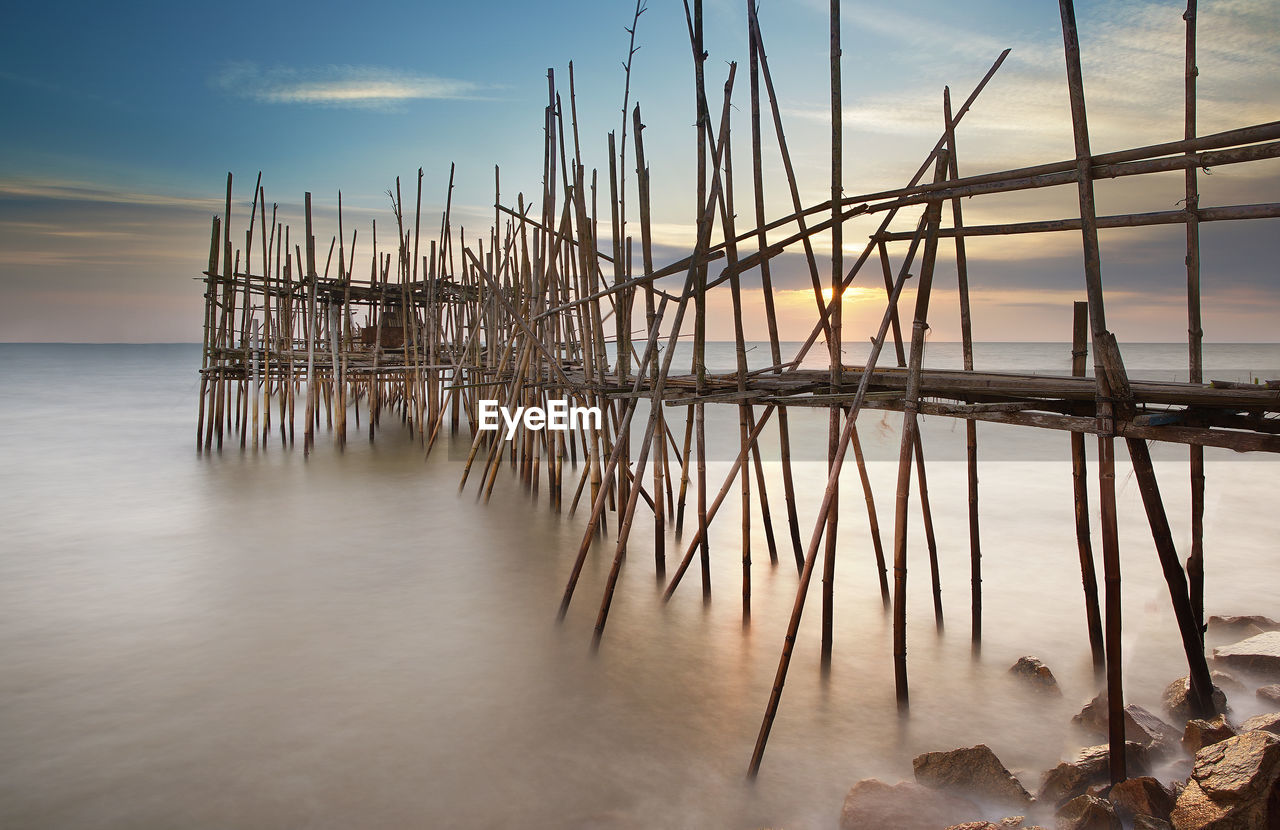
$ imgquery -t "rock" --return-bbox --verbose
[1183,715,1237,754]
[1205,671,1246,694]
[840,779,980,830]
[1073,698,1181,756]
[913,744,1034,807]
[1074,693,1110,732]
[1256,684,1280,705]
[1125,705,1183,756]
[1240,711,1280,736]
[1212,631,1280,677]
[1037,743,1150,807]
[1056,794,1121,829]
[1169,730,1280,829]
[1132,817,1172,830]
[1106,776,1175,823]
[1162,676,1230,720]
[997,818,1026,829]
[1207,615,1280,638]
[944,823,1001,830]
[1009,656,1062,695]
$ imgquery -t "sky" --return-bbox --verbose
[0,0,1276,343]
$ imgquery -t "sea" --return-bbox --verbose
[1,341,1277,829]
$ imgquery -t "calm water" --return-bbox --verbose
[1,342,1278,829]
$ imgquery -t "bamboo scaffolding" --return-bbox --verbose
[192,0,1280,787]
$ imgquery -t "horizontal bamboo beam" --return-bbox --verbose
[875,201,1280,241]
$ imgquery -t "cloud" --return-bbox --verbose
[782,0,1279,182]
[0,179,218,210]
[209,62,490,110]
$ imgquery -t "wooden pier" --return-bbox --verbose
[197,0,1279,782]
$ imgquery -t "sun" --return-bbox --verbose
[822,286,879,304]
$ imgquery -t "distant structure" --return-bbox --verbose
[197,0,1279,781]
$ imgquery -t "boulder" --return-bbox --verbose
[1105,776,1174,824]
[1037,743,1150,807]
[1204,671,1246,694]
[1169,730,1280,829]
[1073,698,1181,756]
[1240,711,1280,737]
[1207,615,1280,638]
[1256,684,1280,705]
[1212,631,1280,677]
[1056,794,1121,830]
[1125,705,1184,756]
[913,744,1033,808]
[1162,676,1229,721]
[1183,715,1237,754]
[944,823,1001,830]
[1009,656,1062,696]
[840,779,980,830]
[1074,693,1110,732]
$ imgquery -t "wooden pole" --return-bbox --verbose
[892,150,950,709]
[1184,0,1206,634]
[1071,301,1107,673]
[633,104,667,577]
[821,0,843,667]
[944,87,981,647]
[1058,0,1125,784]
[748,1,803,566]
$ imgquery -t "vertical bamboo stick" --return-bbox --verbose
[689,0,711,601]
[747,1,803,566]
[1093,333,1215,714]
[1058,0,1125,784]
[821,0,843,667]
[1071,302,1107,673]
[633,104,667,577]
[943,87,982,647]
[198,214,220,452]
[1183,0,1206,633]
[303,193,317,456]
[891,150,950,709]
[214,173,232,452]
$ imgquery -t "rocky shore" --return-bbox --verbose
[838,616,1280,830]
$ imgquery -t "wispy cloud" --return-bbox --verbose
[783,0,1279,181]
[0,179,218,210]
[210,62,489,110]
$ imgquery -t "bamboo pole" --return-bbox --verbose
[821,0,843,667]
[198,214,220,452]
[1184,0,1206,634]
[633,104,667,577]
[1071,302,1107,674]
[303,195,317,455]
[944,87,981,646]
[1058,0,1125,784]
[748,1,803,567]
[892,150,950,709]
[1091,333,1215,716]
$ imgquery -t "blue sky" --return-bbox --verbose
[1,0,1276,342]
